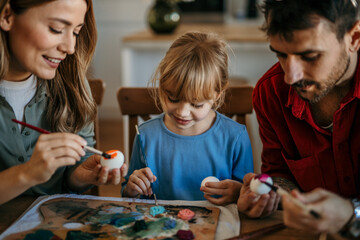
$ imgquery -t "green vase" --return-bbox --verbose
[147,0,181,34]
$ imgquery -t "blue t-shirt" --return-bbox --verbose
[122,112,254,200]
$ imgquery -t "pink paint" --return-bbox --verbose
[254,173,271,182]
[177,209,195,220]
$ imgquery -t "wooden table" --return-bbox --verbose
[0,195,36,233]
[0,196,347,240]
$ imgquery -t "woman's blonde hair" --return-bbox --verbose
[0,0,97,133]
[150,31,229,110]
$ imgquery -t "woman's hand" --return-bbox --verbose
[69,154,128,190]
[23,133,86,185]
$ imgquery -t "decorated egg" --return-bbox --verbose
[249,174,273,195]
[100,150,124,170]
[201,176,220,187]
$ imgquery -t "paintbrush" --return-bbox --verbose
[225,223,286,240]
[11,118,112,159]
[260,180,321,219]
[135,125,158,206]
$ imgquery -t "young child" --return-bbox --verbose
[122,32,253,205]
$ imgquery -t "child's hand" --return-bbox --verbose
[200,179,242,205]
[124,167,157,197]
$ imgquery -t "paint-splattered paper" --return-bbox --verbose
[0,194,240,240]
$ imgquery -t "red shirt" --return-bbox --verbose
[253,61,360,198]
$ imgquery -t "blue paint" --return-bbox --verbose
[150,206,165,216]
[163,219,176,230]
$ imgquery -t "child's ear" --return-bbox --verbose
[0,3,14,32]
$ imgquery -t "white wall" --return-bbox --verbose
[92,0,152,119]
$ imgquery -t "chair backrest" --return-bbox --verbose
[86,78,105,196]
[117,86,253,158]
[89,78,105,149]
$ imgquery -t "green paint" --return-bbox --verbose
[121,217,187,239]
[87,212,143,227]
[24,229,56,240]
[65,230,107,240]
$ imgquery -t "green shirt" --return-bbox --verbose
[0,80,95,196]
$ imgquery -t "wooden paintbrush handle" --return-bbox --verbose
[277,187,321,219]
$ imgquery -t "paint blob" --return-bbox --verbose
[133,220,148,231]
[163,219,177,230]
[176,229,195,240]
[177,209,195,220]
[150,206,166,217]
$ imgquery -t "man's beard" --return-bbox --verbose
[292,52,350,104]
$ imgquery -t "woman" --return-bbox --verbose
[0,0,127,204]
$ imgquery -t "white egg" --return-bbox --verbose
[249,175,273,195]
[201,176,220,187]
[100,150,124,170]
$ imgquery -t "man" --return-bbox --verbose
[238,0,360,237]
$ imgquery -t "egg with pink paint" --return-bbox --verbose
[201,176,220,187]
[250,174,273,195]
[100,150,124,170]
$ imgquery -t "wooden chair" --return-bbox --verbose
[88,78,105,150]
[87,78,105,195]
[117,86,253,158]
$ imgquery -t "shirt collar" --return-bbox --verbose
[286,87,307,119]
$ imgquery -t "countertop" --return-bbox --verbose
[123,23,268,43]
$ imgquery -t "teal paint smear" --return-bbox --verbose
[122,217,187,239]
[24,229,56,240]
[65,230,107,240]
[150,206,166,216]
[135,205,147,213]
[88,212,143,227]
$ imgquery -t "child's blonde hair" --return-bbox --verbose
[150,31,229,110]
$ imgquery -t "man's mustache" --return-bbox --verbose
[291,80,316,89]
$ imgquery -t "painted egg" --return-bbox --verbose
[201,176,220,187]
[249,174,273,195]
[100,150,124,170]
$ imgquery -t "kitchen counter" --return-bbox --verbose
[123,23,268,43]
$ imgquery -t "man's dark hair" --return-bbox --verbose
[261,0,359,41]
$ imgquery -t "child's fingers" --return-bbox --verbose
[142,167,156,183]
[204,193,226,205]
[128,181,147,195]
[129,172,152,195]
[204,181,223,188]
